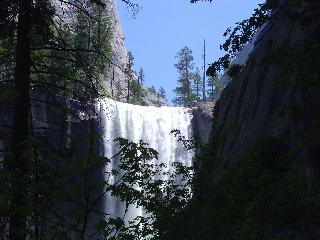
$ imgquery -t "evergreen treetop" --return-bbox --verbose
[173,46,197,107]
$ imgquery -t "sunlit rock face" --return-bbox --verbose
[104,0,128,101]
[97,98,193,222]
[105,0,168,106]
[52,0,167,106]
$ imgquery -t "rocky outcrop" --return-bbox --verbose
[162,2,320,239]
[212,0,320,173]
[104,0,127,101]
[104,0,167,106]
[140,91,168,106]
[191,102,214,143]
[55,0,167,106]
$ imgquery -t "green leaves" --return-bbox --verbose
[205,1,273,77]
[173,46,198,107]
[0,88,20,102]
[97,136,195,239]
[170,129,204,150]
[166,137,320,239]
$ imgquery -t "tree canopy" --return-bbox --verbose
[173,46,197,107]
[0,1,193,239]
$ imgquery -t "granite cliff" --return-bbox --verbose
[104,0,167,106]
[163,1,320,239]
[212,0,320,173]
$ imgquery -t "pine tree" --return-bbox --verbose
[159,87,166,99]
[131,79,144,103]
[0,1,194,239]
[148,85,157,94]
[124,51,134,102]
[74,2,112,95]
[0,1,113,238]
[115,80,124,101]
[138,67,145,85]
[123,52,144,103]
[10,1,32,238]
[173,46,197,107]
[192,67,202,103]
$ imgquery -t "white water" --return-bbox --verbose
[96,98,193,223]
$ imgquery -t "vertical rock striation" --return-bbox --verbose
[212,0,320,175]
[105,0,167,106]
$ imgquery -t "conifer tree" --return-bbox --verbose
[131,79,144,103]
[124,52,144,103]
[207,76,214,102]
[124,51,134,102]
[0,1,194,239]
[159,86,166,99]
[0,1,113,238]
[173,46,197,107]
[192,67,202,103]
[148,85,157,94]
[138,67,145,85]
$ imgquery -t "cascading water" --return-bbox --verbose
[96,98,193,224]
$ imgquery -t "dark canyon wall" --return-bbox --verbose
[212,0,320,174]
[164,1,320,239]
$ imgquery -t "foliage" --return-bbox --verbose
[190,0,276,77]
[158,87,166,99]
[207,75,223,102]
[192,67,202,102]
[170,1,320,240]
[0,1,196,236]
[115,80,125,101]
[147,86,157,94]
[1,0,182,239]
[130,79,145,104]
[124,52,145,103]
[138,67,145,85]
[97,137,194,240]
[75,2,113,81]
[124,51,135,102]
[164,137,320,239]
[173,46,197,107]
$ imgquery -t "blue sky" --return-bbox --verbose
[117,0,263,104]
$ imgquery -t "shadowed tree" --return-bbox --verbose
[0,0,116,239]
[1,1,194,239]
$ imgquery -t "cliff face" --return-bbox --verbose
[104,0,127,100]
[191,102,214,143]
[212,0,320,173]
[105,0,167,106]
[162,2,320,239]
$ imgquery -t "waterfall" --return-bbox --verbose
[97,98,193,224]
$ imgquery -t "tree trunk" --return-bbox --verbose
[211,82,214,102]
[203,38,206,101]
[196,80,199,102]
[9,0,32,239]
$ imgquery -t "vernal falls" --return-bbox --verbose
[96,98,194,226]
